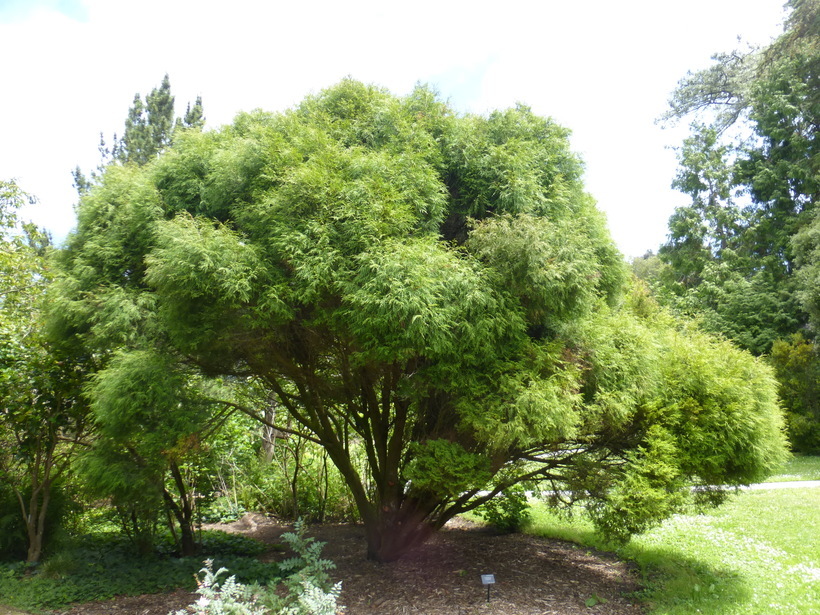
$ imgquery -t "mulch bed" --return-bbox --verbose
[56,515,645,615]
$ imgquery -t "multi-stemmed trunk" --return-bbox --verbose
[164,461,198,557]
[21,481,51,564]
[362,496,440,562]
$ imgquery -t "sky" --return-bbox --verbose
[0,0,788,258]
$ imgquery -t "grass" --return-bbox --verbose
[525,456,820,614]
[764,453,820,482]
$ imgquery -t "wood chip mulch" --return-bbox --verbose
[55,515,646,615]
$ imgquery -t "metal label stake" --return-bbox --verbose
[481,574,496,603]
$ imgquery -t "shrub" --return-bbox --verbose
[170,560,266,615]
[170,520,341,615]
[477,486,532,533]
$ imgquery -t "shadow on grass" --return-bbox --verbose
[525,513,754,614]
[626,545,752,614]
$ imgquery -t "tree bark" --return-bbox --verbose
[363,494,442,563]
[165,461,198,557]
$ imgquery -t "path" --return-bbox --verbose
[746,480,820,490]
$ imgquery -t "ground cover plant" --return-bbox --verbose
[526,456,820,614]
[0,529,277,612]
[170,521,341,615]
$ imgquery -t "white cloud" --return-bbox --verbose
[1,0,786,256]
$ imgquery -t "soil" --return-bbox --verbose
[53,514,645,615]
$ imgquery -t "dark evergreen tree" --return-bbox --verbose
[117,74,175,165]
[73,75,206,190]
[656,0,819,450]
[178,95,205,130]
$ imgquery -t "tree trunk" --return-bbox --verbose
[26,522,44,564]
[179,518,197,557]
[166,462,199,557]
[363,495,441,563]
[19,472,52,564]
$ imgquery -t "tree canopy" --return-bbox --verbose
[73,75,206,194]
[1,181,90,562]
[54,80,788,562]
[652,0,819,450]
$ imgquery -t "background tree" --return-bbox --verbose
[657,0,819,450]
[0,180,90,563]
[80,349,231,556]
[177,95,205,131]
[54,81,788,562]
[73,75,205,193]
[114,74,175,165]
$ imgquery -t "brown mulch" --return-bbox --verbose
[55,514,645,615]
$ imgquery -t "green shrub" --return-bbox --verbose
[171,520,341,615]
[477,486,531,533]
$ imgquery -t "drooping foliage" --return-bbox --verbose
[80,349,224,556]
[54,80,788,561]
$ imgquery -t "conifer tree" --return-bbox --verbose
[116,74,175,165]
[55,81,788,562]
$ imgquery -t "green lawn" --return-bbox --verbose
[526,456,820,615]
[765,454,820,482]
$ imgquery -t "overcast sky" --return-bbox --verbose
[1,0,787,258]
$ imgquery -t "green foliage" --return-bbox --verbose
[405,439,492,498]
[587,425,687,542]
[585,593,608,607]
[201,411,358,524]
[1,179,91,563]
[0,180,48,321]
[652,326,788,487]
[794,209,820,331]
[78,349,213,555]
[0,530,278,612]
[73,76,206,191]
[656,1,818,455]
[254,520,341,615]
[769,334,820,453]
[54,79,788,562]
[116,74,180,165]
[476,485,531,533]
[659,0,817,328]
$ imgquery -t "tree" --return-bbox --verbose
[769,334,820,452]
[661,0,817,302]
[0,181,90,563]
[178,95,205,131]
[657,0,819,449]
[73,76,206,194]
[80,349,228,556]
[115,74,176,165]
[54,81,788,562]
